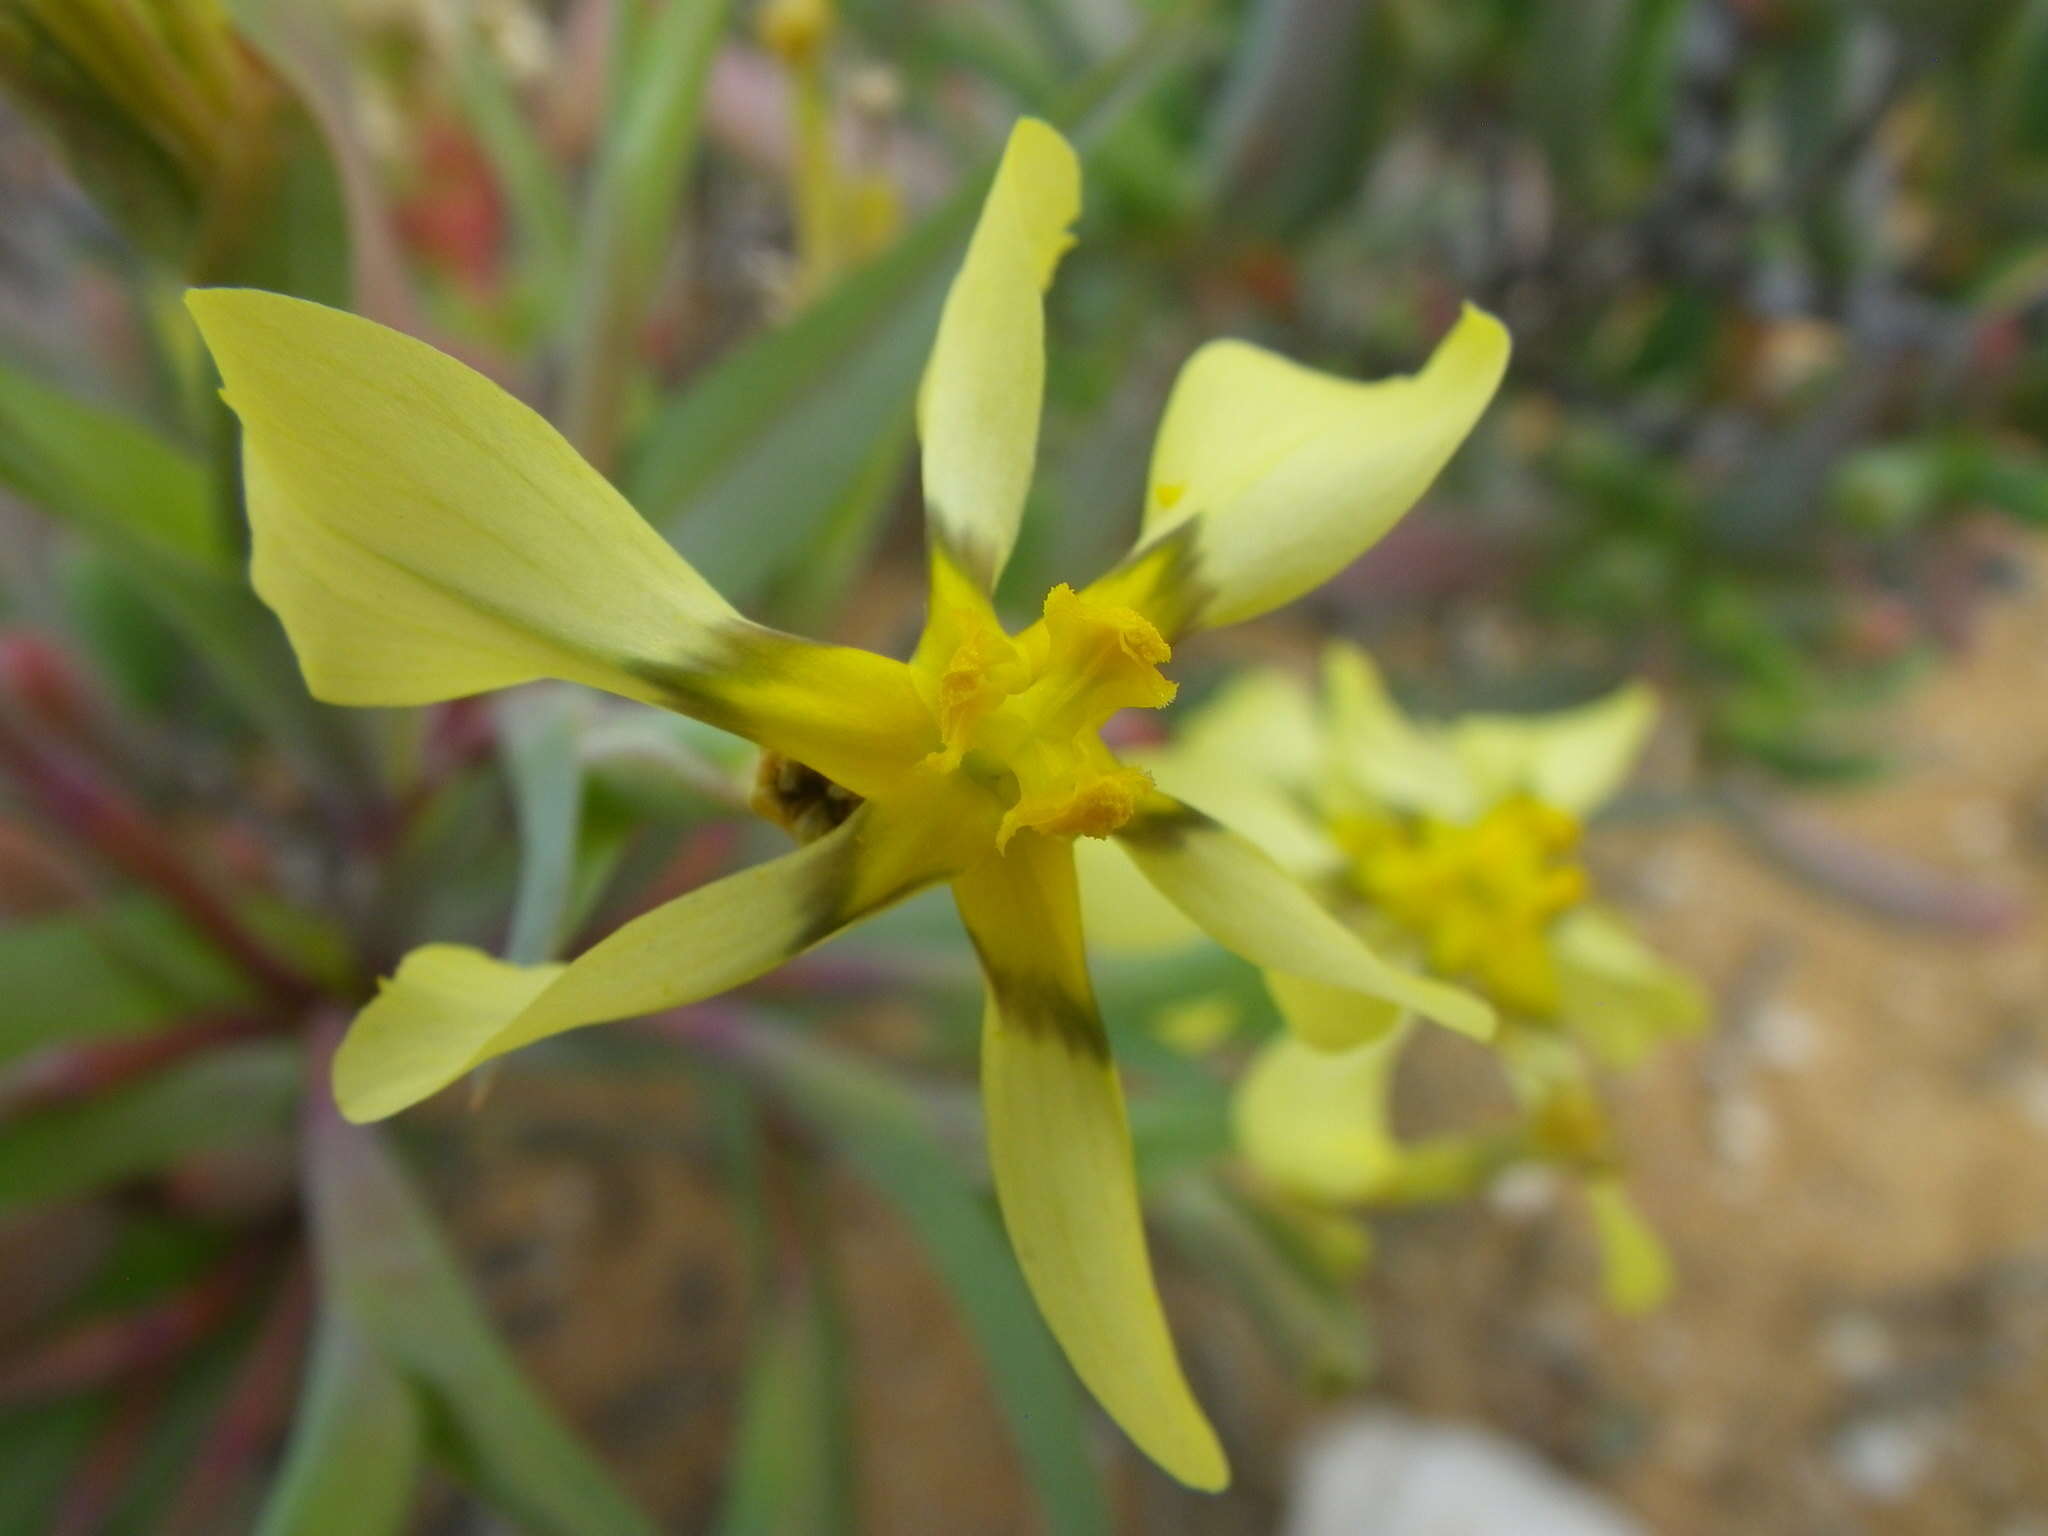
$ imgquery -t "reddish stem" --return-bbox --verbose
[0,1013,275,1116]
[0,710,316,1004]
[50,1365,174,1536]
[0,1248,262,1407]
[160,1257,312,1536]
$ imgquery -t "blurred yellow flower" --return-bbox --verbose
[1116,644,1706,1312]
[188,120,1510,1486]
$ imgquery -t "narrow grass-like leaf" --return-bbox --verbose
[254,1311,424,1536]
[0,1042,300,1219]
[627,190,979,613]
[496,689,586,964]
[0,897,253,1067]
[559,0,730,468]
[0,360,367,787]
[715,1217,853,1536]
[449,1,574,308]
[304,1096,656,1536]
[628,4,1205,622]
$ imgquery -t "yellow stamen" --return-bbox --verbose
[1335,794,1588,1017]
[916,584,1176,850]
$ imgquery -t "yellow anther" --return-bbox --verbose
[1154,481,1186,510]
[915,585,1176,850]
[1000,762,1152,849]
[759,0,833,63]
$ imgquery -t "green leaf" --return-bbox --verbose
[742,1023,1114,1536]
[255,1311,425,1536]
[1151,1174,1371,1394]
[0,362,221,567]
[715,1230,853,1536]
[0,1398,99,1536]
[303,1097,656,1536]
[0,897,253,1068]
[0,359,367,788]
[627,188,978,616]
[626,3,1206,624]
[496,689,587,964]
[0,1042,300,1219]
[558,0,731,469]
[448,1,574,311]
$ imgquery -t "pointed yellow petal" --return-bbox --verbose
[1450,682,1658,816]
[332,945,567,1123]
[953,835,1228,1491]
[1147,669,1340,877]
[1090,305,1509,635]
[1585,1177,1674,1314]
[1321,644,1479,819]
[335,791,976,1121]
[1552,905,1708,1067]
[190,288,933,798]
[916,119,1080,592]
[1114,795,1494,1045]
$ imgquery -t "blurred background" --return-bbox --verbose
[1,0,2046,1531]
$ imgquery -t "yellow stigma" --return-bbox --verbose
[923,584,1176,850]
[1334,795,1588,1017]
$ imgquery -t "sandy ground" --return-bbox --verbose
[432,555,2048,1534]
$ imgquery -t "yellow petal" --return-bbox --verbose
[1114,794,1495,1045]
[331,945,567,1123]
[1072,834,1205,956]
[916,119,1080,592]
[1233,1028,1412,1204]
[1147,669,1340,877]
[1262,971,1406,1054]
[190,288,933,799]
[1585,1177,1674,1314]
[1321,644,1479,820]
[336,791,976,1121]
[953,834,1228,1491]
[1551,905,1708,1068]
[1089,305,1509,636]
[1449,682,1658,816]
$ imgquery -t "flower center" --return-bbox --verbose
[1333,795,1589,1017]
[924,583,1176,849]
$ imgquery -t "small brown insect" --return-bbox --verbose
[750,751,863,843]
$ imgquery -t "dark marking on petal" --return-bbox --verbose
[1090,520,1211,639]
[927,514,1000,597]
[968,940,1112,1061]
[1112,793,1214,851]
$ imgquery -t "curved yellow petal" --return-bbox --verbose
[953,834,1228,1491]
[916,119,1080,592]
[1090,305,1509,636]
[331,945,567,1123]
[1551,905,1708,1068]
[1262,971,1406,1054]
[1072,834,1205,956]
[1233,1028,1411,1204]
[1450,682,1658,817]
[1321,644,1479,820]
[1585,1177,1674,1314]
[1148,669,1339,877]
[190,288,933,798]
[336,791,976,1121]
[1114,795,1495,1045]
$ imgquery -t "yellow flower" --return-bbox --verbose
[187,120,1510,1489]
[1129,644,1705,1312]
